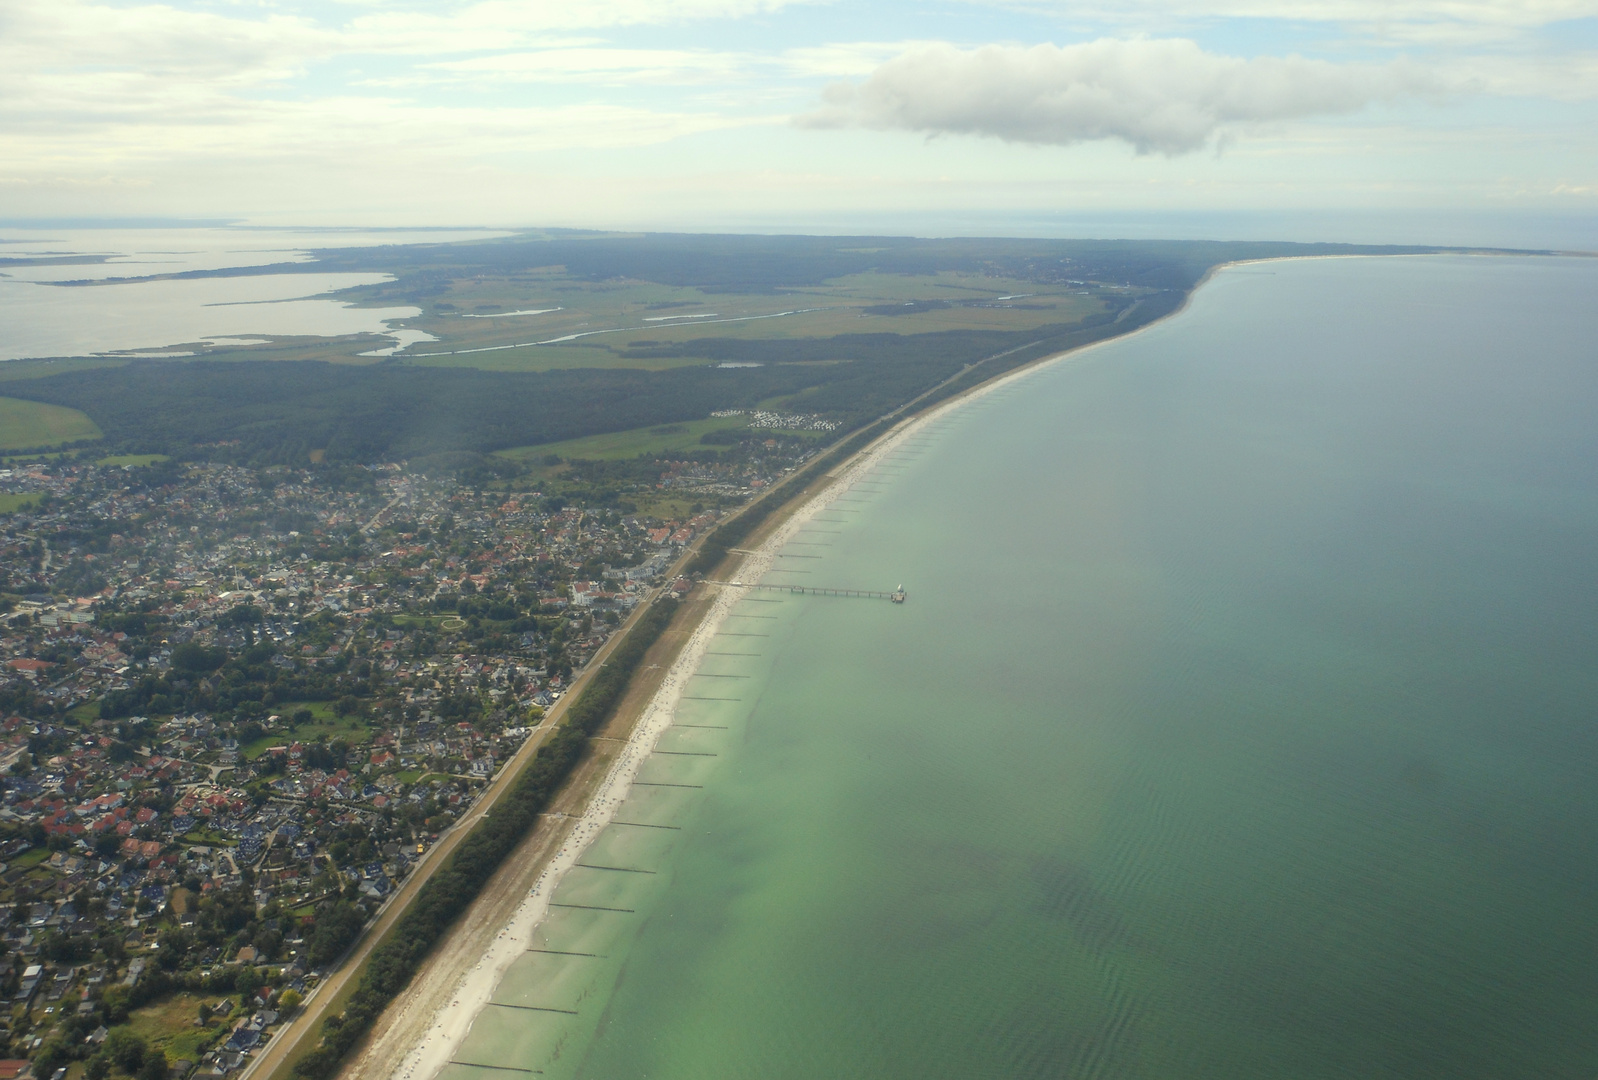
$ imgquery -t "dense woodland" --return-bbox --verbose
[13,235,1459,470]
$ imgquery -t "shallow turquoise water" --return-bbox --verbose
[442,255,1598,1080]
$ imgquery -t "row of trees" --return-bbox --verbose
[290,596,679,1080]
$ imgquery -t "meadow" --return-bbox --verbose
[387,269,1109,374]
[0,493,41,514]
[240,701,373,760]
[495,416,753,463]
[0,395,102,449]
[96,454,170,467]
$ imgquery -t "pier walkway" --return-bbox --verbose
[710,581,906,602]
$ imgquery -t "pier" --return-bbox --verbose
[713,581,907,602]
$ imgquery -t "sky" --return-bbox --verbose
[3,0,1597,238]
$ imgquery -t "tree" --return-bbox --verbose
[85,1055,111,1080]
[32,1039,71,1080]
[157,929,192,971]
[137,1051,168,1080]
[278,989,302,1012]
[309,901,364,966]
[234,966,262,998]
[170,642,225,674]
[105,1027,148,1073]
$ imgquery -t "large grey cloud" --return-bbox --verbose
[799,38,1429,153]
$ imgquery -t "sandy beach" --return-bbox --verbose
[381,332,1115,1080]
[360,278,1231,1080]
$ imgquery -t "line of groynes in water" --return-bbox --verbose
[273,283,1187,1080]
[280,597,680,1080]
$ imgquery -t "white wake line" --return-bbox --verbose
[410,308,824,356]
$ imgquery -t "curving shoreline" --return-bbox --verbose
[368,260,1286,1080]
[385,308,1180,1080]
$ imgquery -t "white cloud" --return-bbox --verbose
[0,96,755,169]
[0,0,798,163]
[971,0,1598,28]
[1101,0,1598,23]
[404,47,755,86]
[334,0,810,53]
[779,41,942,78]
[800,39,1434,154]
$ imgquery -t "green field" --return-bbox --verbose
[0,396,102,449]
[128,991,230,1064]
[182,828,232,846]
[404,343,708,373]
[0,493,40,514]
[241,701,373,758]
[392,614,455,629]
[497,416,752,463]
[360,263,1108,375]
[96,453,170,467]
[0,358,127,384]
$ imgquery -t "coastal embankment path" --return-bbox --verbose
[288,290,1203,1080]
[237,568,690,1080]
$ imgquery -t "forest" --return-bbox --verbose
[5,233,1464,471]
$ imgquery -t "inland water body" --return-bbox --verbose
[442,255,1598,1080]
[0,227,503,360]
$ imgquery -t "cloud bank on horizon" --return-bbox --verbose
[0,0,1594,227]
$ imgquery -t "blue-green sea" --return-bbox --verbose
[440,255,1598,1080]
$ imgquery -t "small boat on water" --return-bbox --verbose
[891,584,906,604]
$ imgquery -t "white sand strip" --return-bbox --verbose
[393,327,1146,1080]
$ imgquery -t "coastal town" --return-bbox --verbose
[0,431,818,1080]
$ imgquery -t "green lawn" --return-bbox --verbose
[238,702,374,758]
[402,344,707,373]
[128,991,230,1064]
[0,493,39,514]
[0,358,127,384]
[0,396,103,450]
[10,847,49,869]
[96,453,170,467]
[497,415,750,463]
[182,828,232,846]
[391,614,457,629]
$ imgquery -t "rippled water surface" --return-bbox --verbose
[446,255,1598,1080]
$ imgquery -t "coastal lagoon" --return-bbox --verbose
[441,255,1598,1080]
[0,227,502,361]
